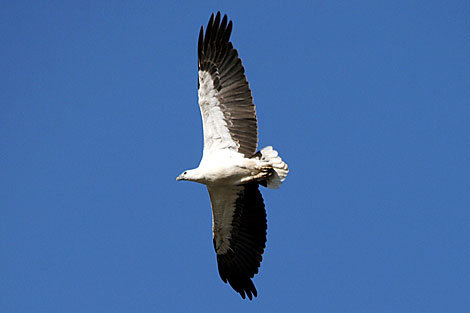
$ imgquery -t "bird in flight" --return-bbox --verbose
[176,12,289,300]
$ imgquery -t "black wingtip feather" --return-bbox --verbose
[225,21,233,42]
[198,25,204,63]
[218,14,228,43]
[213,12,221,33]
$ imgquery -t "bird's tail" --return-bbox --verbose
[252,146,289,189]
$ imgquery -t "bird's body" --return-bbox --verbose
[177,12,289,300]
[191,150,267,185]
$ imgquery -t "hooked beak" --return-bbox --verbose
[176,175,183,181]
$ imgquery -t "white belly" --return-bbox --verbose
[198,150,256,186]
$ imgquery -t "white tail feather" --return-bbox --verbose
[256,146,289,189]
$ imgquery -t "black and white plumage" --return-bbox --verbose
[176,12,289,300]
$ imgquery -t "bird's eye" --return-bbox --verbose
[184,171,187,175]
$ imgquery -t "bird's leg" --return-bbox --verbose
[240,164,273,184]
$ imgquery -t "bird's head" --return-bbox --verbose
[176,169,202,182]
[176,170,189,181]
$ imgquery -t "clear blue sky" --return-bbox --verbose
[1,1,469,312]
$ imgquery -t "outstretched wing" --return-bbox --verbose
[198,12,258,157]
[207,183,267,300]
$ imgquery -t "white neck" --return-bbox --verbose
[185,168,205,183]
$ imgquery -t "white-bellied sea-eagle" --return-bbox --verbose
[176,12,289,300]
